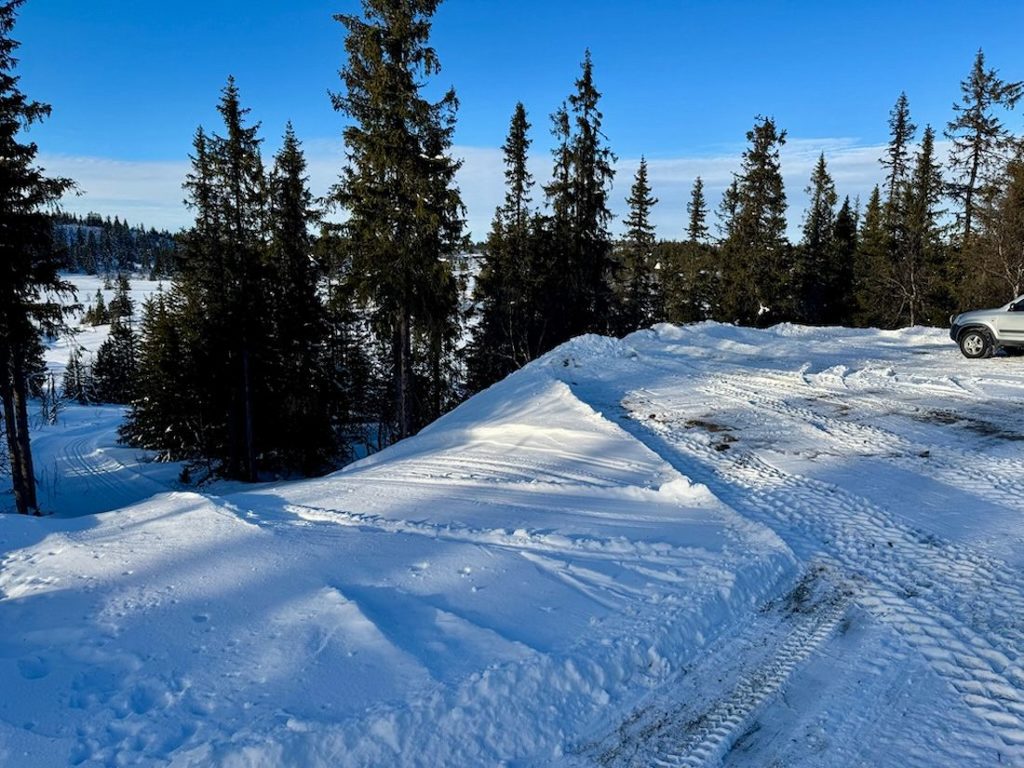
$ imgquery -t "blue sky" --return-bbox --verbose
[15,0,1024,238]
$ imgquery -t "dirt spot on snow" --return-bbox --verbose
[685,418,739,452]
[916,409,1024,441]
[684,418,732,433]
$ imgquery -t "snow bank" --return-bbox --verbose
[0,324,797,766]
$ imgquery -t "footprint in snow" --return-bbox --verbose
[17,656,50,680]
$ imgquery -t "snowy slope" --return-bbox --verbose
[44,274,166,376]
[3,322,1024,766]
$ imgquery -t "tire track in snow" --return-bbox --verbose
[582,567,853,768]
[704,371,1024,514]
[613,385,1024,754]
[652,588,851,768]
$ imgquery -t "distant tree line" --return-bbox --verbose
[51,212,177,278]
[4,0,1024,510]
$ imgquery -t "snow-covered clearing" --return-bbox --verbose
[3,317,1024,766]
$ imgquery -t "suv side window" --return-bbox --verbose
[1013,301,1024,312]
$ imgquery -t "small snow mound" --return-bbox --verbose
[535,333,640,370]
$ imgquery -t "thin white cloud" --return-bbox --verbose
[41,154,191,231]
[45,136,927,242]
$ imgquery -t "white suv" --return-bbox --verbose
[950,295,1024,358]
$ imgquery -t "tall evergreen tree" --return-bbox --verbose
[121,289,196,461]
[853,186,891,326]
[881,93,917,216]
[332,0,465,441]
[896,126,948,325]
[796,153,838,323]
[721,116,789,324]
[946,49,1023,251]
[542,51,617,342]
[213,77,268,480]
[127,80,279,480]
[0,0,75,514]
[266,124,337,473]
[716,178,741,242]
[107,273,133,322]
[468,102,537,390]
[62,344,91,404]
[946,50,1023,307]
[84,288,108,326]
[830,196,858,326]
[661,176,717,326]
[619,156,659,331]
[686,176,709,243]
[567,50,617,335]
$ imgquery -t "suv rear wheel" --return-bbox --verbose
[959,329,993,359]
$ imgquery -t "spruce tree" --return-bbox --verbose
[619,156,659,331]
[896,126,948,325]
[214,78,269,480]
[877,94,934,326]
[332,0,465,441]
[686,176,710,243]
[721,116,789,324]
[122,289,196,461]
[946,50,1023,306]
[266,124,337,473]
[659,176,717,326]
[567,50,617,336]
[975,149,1024,301]
[0,0,76,514]
[127,80,283,480]
[86,288,108,326]
[537,103,575,346]
[946,50,1022,250]
[539,52,617,342]
[882,93,917,217]
[853,186,891,326]
[108,273,133,322]
[92,274,136,403]
[468,102,537,391]
[716,178,741,241]
[830,197,858,326]
[62,344,91,404]
[93,314,136,404]
[796,153,838,323]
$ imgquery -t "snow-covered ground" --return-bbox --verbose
[3,319,1024,766]
[43,274,166,376]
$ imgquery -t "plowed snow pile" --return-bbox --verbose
[3,321,1024,766]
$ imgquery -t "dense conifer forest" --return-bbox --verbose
[3,0,1023,503]
[50,212,178,278]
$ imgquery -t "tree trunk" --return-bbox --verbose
[1,375,29,515]
[395,309,414,440]
[11,365,38,512]
[430,329,442,424]
[1,349,35,515]
[241,345,256,482]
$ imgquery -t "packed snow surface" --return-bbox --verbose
[4,318,1024,766]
